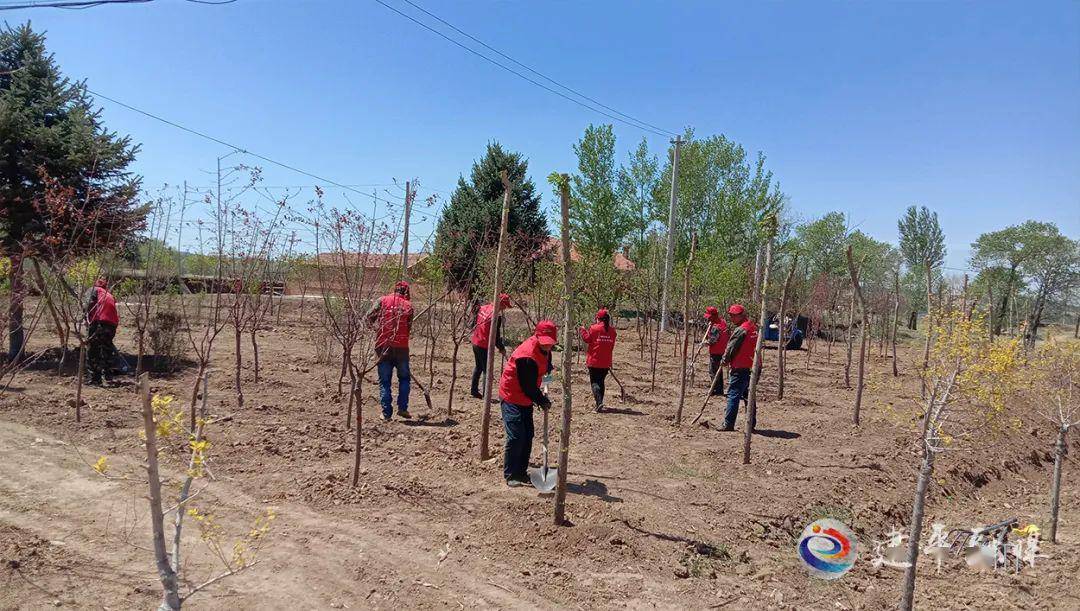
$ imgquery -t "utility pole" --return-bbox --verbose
[659,135,682,332]
[400,180,413,280]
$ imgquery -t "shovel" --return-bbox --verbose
[529,383,557,492]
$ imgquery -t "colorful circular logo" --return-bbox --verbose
[797,519,858,579]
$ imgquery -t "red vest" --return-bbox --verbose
[580,322,616,368]
[708,319,729,356]
[471,302,498,348]
[375,293,413,349]
[89,287,119,325]
[499,336,546,406]
[731,320,758,369]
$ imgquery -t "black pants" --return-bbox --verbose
[588,367,608,407]
[471,345,487,396]
[501,400,534,481]
[87,321,117,382]
[709,355,725,396]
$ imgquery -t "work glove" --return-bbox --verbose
[538,396,552,411]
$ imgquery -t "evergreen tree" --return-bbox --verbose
[1,23,142,359]
[433,142,547,291]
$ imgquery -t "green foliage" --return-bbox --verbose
[433,142,548,291]
[568,124,632,259]
[0,23,142,255]
[897,205,946,274]
[617,137,661,255]
[796,212,848,277]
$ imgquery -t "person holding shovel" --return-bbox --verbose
[579,308,616,412]
[366,280,414,422]
[720,303,758,432]
[470,293,510,398]
[702,306,729,397]
[499,319,557,487]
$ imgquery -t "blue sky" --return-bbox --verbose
[10,0,1079,269]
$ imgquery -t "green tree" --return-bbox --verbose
[796,212,848,278]
[1,23,141,359]
[898,205,946,377]
[970,221,1048,335]
[616,137,659,256]
[1016,225,1079,347]
[433,142,547,291]
[569,124,631,258]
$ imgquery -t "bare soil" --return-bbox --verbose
[1,302,1077,610]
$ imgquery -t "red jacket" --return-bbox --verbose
[88,286,119,326]
[707,319,729,356]
[579,322,616,368]
[730,320,758,369]
[471,302,502,349]
[373,293,413,349]
[499,335,546,406]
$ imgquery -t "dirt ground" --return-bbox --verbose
[1,299,1077,610]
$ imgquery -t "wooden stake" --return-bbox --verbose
[479,171,512,461]
[554,176,574,526]
[776,254,798,401]
[742,233,774,465]
[846,246,868,425]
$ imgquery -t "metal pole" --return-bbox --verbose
[659,135,682,332]
[400,180,412,280]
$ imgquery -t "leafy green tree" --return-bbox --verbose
[1,23,141,359]
[569,124,631,259]
[796,212,848,278]
[970,221,1049,335]
[1016,225,1079,346]
[898,205,946,378]
[433,142,547,291]
[616,137,659,256]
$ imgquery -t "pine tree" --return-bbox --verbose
[433,142,547,291]
[1,23,142,359]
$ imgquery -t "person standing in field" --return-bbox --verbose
[84,276,119,386]
[470,293,510,398]
[367,280,414,421]
[720,303,758,432]
[499,320,557,487]
[579,308,616,412]
[703,306,729,397]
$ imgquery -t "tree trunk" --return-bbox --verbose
[776,256,797,401]
[909,310,917,331]
[480,173,512,461]
[742,237,774,464]
[1074,313,1079,339]
[447,338,461,417]
[351,373,364,487]
[993,265,1017,336]
[250,328,260,383]
[987,282,995,342]
[892,271,901,377]
[846,247,867,425]
[1049,425,1067,543]
[233,323,244,409]
[140,373,182,611]
[921,264,933,398]
[74,339,87,422]
[900,445,935,611]
[554,176,574,526]
[7,253,25,362]
[844,288,855,388]
[675,235,696,425]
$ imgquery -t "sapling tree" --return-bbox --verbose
[898,309,1022,610]
[897,205,946,395]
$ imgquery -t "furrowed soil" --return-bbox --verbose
[1,300,1077,610]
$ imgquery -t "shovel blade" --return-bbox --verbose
[529,466,558,492]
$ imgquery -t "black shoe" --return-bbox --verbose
[380,414,392,422]
[720,425,735,432]
[471,391,483,399]
[397,410,412,419]
[595,403,604,413]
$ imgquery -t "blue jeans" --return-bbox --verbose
[501,401,534,481]
[377,350,411,417]
[725,368,751,430]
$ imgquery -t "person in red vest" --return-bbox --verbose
[84,277,119,385]
[366,280,415,421]
[579,308,616,412]
[470,293,511,398]
[499,319,557,487]
[720,303,758,432]
[702,306,729,397]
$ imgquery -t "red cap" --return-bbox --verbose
[499,293,512,308]
[537,335,557,348]
[704,306,719,320]
[596,308,608,320]
[535,319,558,340]
[728,304,746,316]
[94,278,108,289]
[394,280,410,294]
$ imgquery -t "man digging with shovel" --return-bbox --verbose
[498,320,557,488]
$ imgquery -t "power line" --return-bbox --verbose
[86,88,384,204]
[0,0,234,10]
[397,0,675,138]
[372,0,674,138]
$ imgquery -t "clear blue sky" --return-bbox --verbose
[10,0,1079,269]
